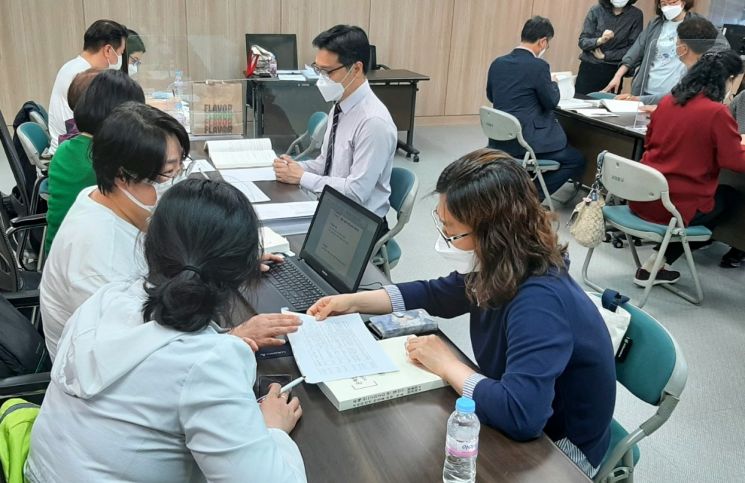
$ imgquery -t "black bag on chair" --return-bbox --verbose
[0,296,50,379]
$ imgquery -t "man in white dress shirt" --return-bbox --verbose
[48,19,128,154]
[273,25,397,221]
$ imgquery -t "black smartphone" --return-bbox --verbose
[254,374,293,400]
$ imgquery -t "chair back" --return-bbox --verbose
[28,111,49,135]
[16,122,50,170]
[306,111,328,150]
[616,302,687,405]
[600,151,668,203]
[372,167,419,255]
[479,106,534,160]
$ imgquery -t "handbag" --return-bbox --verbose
[247,45,277,78]
[568,157,606,248]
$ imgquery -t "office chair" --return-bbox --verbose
[479,106,560,211]
[591,295,687,483]
[16,122,50,172]
[582,152,711,308]
[371,167,419,278]
[285,112,328,161]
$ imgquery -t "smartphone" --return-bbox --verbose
[255,374,293,400]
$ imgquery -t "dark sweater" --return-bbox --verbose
[396,269,616,467]
[578,4,644,65]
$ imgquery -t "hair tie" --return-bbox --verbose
[181,265,202,277]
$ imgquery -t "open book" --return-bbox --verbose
[318,336,448,411]
[205,138,277,169]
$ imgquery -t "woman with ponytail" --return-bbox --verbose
[629,49,745,286]
[26,179,307,483]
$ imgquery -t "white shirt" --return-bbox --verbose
[48,55,91,153]
[299,81,397,218]
[645,20,687,96]
[39,186,144,359]
[27,281,306,483]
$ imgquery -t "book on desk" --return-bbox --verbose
[318,336,447,411]
[205,138,277,169]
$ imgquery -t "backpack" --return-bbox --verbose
[0,296,50,379]
[0,398,39,483]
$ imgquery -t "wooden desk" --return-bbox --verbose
[246,69,430,162]
[555,107,745,251]
[192,150,591,482]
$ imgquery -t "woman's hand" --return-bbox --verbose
[230,314,302,347]
[307,294,357,320]
[592,48,605,60]
[405,335,461,379]
[260,383,302,434]
[602,76,622,93]
[260,253,285,272]
[597,29,614,46]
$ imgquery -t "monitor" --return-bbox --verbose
[723,24,745,55]
[300,186,382,293]
[246,33,298,70]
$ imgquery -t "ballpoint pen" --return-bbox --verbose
[257,376,306,403]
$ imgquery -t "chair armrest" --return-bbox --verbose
[3,290,40,309]
[9,213,47,230]
[0,372,51,398]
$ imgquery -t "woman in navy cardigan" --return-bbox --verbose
[308,149,616,477]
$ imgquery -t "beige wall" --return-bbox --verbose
[0,0,713,121]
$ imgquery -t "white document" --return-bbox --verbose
[285,312,398,384]
[558,98,594,110]
[254,201,318,221]
[219,167,276,182]
[553,71,576,101]
[278,74,306,81]
[260,226,290,253]
[229,180,270,203]
[601,99,643,113]
[185,158,216,177]
[576,108,619,117]
[206,138,277,169]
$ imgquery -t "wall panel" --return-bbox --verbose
[369,0,454,117]
[532,0,596,74]
[281,0,370,67]
[445,0,533,116]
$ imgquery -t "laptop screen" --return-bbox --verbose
[300,187,382,293]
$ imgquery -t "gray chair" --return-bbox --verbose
[582,152,711,308]
[592,295,687,483]
[285,111,328,161]
[479,106,560,211]
[371,167,419,278]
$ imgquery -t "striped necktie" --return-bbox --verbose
[323,103,342,176]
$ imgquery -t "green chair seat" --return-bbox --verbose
[383,239,401,267]
[602,205,712,238]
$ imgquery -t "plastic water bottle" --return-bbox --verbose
[443,397,480,483]
[170,70,188,127]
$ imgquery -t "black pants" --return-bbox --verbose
[657,185,739,264]
[535,145,587,196]
[575,61,622,95]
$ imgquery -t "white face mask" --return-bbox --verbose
[108,49,123,70]
[434,237,478,274]
[129,63,138,76]
[661,4,684,21]
[121,185,156,213]
[121,172,183,214]
[316,67,354,103]
[611,0,629,7]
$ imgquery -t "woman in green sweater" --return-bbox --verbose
[45,69,145,253]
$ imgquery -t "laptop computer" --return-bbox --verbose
[249,185,383,314]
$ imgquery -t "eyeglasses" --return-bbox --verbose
[157,154,191,182]
[310,62,348,77]
[431,209,470,247]
[130,58,142,68]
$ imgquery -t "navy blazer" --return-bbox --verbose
[486,48,567,156]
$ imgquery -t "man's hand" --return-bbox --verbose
[229,314,302,348]
[273,155,304,185]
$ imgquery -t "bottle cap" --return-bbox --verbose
[455,397,476,413]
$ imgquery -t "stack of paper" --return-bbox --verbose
[260,226,290,254]
[285,312,398,384]
[206,138,277,169]
[319,336,448,411]
[600,99,643,113]
[254,201,319,236]
[219,169,271,203]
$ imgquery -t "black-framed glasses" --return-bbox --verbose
[158,154,191,182]
[431,209,470,247]
[310,62,348,77]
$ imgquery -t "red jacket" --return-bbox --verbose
[629,93,745,225]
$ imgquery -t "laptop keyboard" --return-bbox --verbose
[265,262,328,311]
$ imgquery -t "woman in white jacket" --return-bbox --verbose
[26,178,306,482]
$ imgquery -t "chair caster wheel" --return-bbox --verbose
[413,155,420,163]
[613,239,624,249]
[634,238,642,246]
[604,233,612,243]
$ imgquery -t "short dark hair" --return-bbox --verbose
[678,16,719,54]
[67,68,103,111]
[83,19,128,52]
[73,69,145,135]
[313,25,371,74]
[599,0,638,9]
[92,102,190,194]
[656,0,695,16]
[143,179,262,332]
[672,49,744,105]
[125,29,147,54]
[520,16,555,43]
